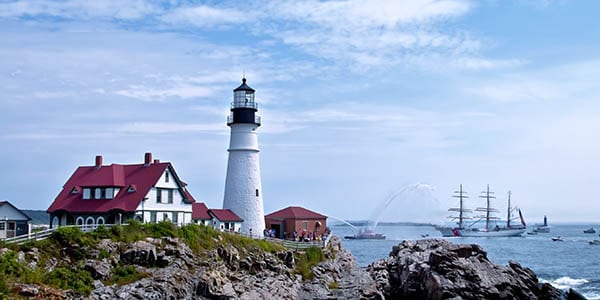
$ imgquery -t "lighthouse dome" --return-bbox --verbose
[233,78,255,92]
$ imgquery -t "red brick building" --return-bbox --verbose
[264,206,327,240]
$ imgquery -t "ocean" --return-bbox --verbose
[333,223,600,299]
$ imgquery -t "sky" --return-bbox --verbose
[1,0,600,224]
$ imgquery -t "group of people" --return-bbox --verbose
[254,226,331,242]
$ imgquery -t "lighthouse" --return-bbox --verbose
[222,78,265,234]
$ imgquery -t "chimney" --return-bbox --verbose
[153,159,160,164]
[144,152,152,166]
[95,155,103,169]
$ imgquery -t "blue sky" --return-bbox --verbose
[1,0,600,223]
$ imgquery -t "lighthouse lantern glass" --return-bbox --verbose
[233,90,256,108]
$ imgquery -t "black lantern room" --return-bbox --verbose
[228,78,261,126]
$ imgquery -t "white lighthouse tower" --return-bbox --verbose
[222,78,265,234]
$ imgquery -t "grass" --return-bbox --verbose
[328,281,339,289]
[104,265,148,286]
[294,246,325,280]
[0,221,290,298]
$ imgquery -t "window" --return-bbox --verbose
[127,185,136,193]
[168,190,173,204]
[172,212,178,224]
[71,187,79,194]
[150,212,157,223]
[94,188,102,199]
[256,189,259,197]
[163,213,169,222]
[156,189,162,203]
[303,221,308,230]
[106,188,114,199]
[0,222,5,230]
[83,188,91,199]
[165,171,169,183]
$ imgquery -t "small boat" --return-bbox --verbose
[527,231,538,235]
[344,228,386,240]
[584,227,596,234]
[552,236,563,242]
[589,240,600,245]
[532,216,551,233]
[421,233,430,238]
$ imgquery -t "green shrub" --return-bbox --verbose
[0,251,24,276]
[0,278,8,297]
[145,221,177,238]
[110,221,144,243]
[44,267,93,295]
[91,225,112,240]
[104,265,148,286]
[51,227,92,247]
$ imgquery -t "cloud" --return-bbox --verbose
[160,5,250,27]
[0,0,161,20]
[115,84,217,101]
[464,60,600,102]
[117,122,225,134]
[257,0,478,69]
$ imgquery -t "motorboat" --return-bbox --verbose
[584,227,596,234]
[589,240,600,245]
[532,216,551,233]
[344,228,386,240]
[552,236,564,242]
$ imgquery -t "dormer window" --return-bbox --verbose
[127,185,136,193]
[71,187,79,194]
[83,188,91,199]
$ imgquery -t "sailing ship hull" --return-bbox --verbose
[437,226,526,237]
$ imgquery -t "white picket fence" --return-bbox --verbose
[2,224,120,245]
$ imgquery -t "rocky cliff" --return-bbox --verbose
[367,239,586,300]
[2,231,587,299]
[5,235,381,299]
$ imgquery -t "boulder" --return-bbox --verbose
[367,239,575,300]
[120,241,157,266]
[84,259,111,280]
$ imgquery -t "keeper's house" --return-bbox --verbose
[47,153,198,228]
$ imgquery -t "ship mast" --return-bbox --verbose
[507,191,511,228]
[476,184,498,231]
[449,184,471,228]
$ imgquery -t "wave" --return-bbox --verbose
[582,291,600,300]
[540,276,589,290]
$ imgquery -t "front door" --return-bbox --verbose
[0,221,6,239]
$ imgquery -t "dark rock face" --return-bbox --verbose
[367,239,586,300]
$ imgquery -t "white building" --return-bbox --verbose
[47,153,197,227]
[222,78,266,234]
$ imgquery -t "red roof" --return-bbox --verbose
[48,160,195,214]
[265,206,327,220]
[192,203,211,220]
[208,209,243,222]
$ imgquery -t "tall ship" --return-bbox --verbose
[437,185,527,237]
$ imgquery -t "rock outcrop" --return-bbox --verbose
[367,239,586,300]
[6,235,379,299]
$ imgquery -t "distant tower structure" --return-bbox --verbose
[222,78,265,234]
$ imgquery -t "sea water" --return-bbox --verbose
[333,223,600,299]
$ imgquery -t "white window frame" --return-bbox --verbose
[83,188,91,199]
